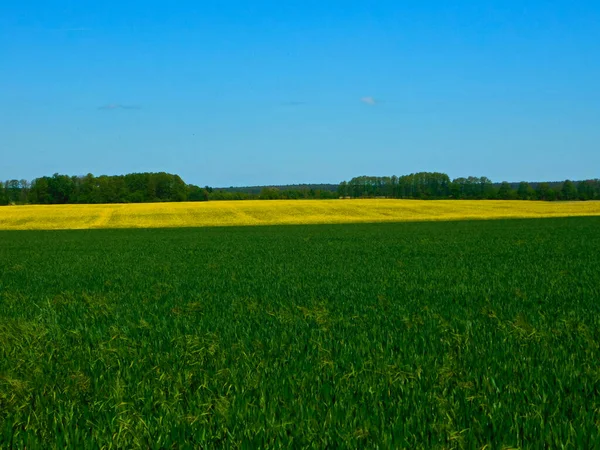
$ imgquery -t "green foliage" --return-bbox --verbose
[4,172,600,206]
[347,173,452,199]
[1,180,29,204]
[1,218,600,448]
[208,190,253,200]
[518,181,536,200]
[214,184,339,196]
[341,175,600,201]
[187,185,209,202]
[259,187,281,200]
[561,180,578,200]
[25,172,199,205]
[0,182,8,205]
[577,180,600,200]
[337,180,348,197]
[497,181,516,200]
[536,182,555,201]
[209,187,338,201]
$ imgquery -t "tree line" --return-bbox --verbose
[0,173,209,205]
[0,172,338,205]
[337,173,600,201]
[1,171,599,205]
[208,186,338,201]
[212,183,339,195]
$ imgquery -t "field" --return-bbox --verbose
[1,199,600,230]
[1,217,600,448]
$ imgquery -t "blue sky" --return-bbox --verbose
[1,1,599,186]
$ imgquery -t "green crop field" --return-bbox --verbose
[1,217,599,448]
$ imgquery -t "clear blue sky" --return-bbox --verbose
[1,1,598,186]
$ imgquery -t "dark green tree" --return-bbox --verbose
[560,180,578,200]
[337,181,348,198]
[478,177,495,199]
[187,185,209,201]
[497,182,515,200]
[5,180,22,204]
[536,182,551,201]
[29,177,52,204]
[260,187,281,200]
[517,182,534,200]
[46,173,75,204]
[0,182,8,205]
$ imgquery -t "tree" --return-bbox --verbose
[0,182,8,205]
[449,179,462,199]
[171,175,188,201]
[577,181,592,200]
[497,182,515,200]
[188,185,209,201]
[259,187,281,200]
[560,180,578,201]
[451,177,477,199]
[536,183,551,201]
[577,180,600,200]
[478,177,495,199]
[29,177,52,204]
[5,180,22,204]
[337,181,348,198]
[517,182,534,200]
[390,175,399,198]
[18,180,29,204]
[77,173,100,203]
[46,173,75,204]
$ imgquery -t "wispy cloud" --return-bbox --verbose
[98,104,141,111]
[361,96,377,105]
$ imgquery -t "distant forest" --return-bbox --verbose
[0,173,339,205]
[338,174,600,201]
[1,172,599,205]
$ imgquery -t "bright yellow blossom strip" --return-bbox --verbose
[1,199,599,231]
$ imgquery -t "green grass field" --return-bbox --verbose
[1,217,600,448]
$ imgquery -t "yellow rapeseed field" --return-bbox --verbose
[1,199,599,231]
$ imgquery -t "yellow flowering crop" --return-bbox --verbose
[1,199,599,231]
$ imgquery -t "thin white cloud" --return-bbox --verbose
[361,96,377,105]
